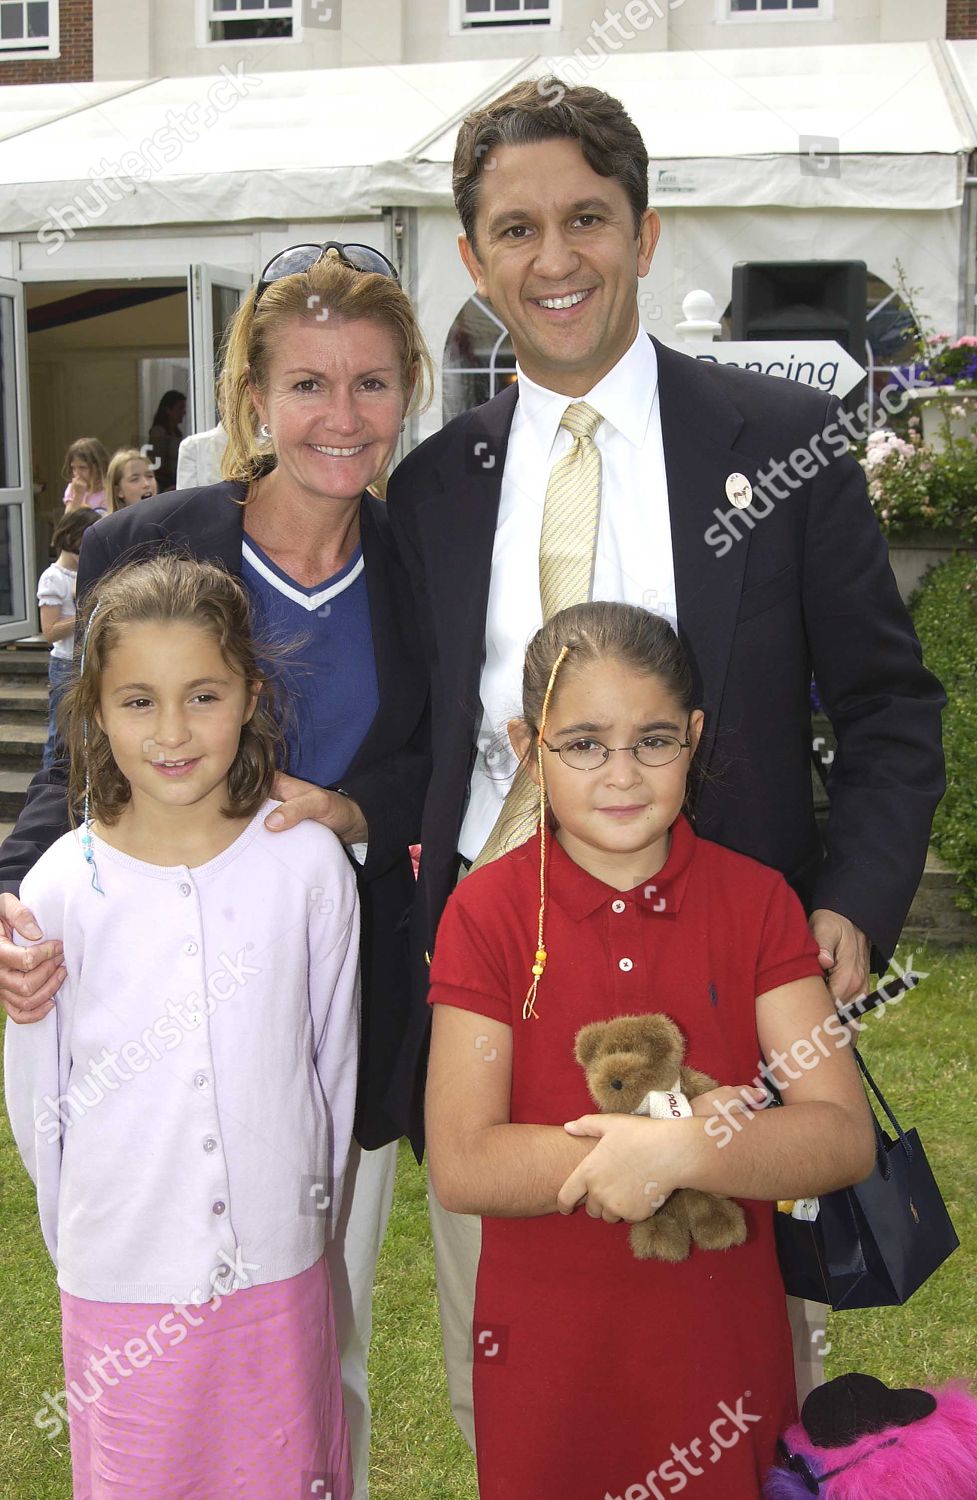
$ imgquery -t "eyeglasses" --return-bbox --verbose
[542,728,692,772]
[775,1435,898,1493]
[255,242,399,304]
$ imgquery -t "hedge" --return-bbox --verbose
[910,552,977,914]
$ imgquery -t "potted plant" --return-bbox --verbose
[860,423,977,599]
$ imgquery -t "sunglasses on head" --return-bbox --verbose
[776,1435,899,1493]
[255,242,399,305]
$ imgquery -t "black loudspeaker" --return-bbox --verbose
[731,260,867,356]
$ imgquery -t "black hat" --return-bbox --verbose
[801,1373,936,1450]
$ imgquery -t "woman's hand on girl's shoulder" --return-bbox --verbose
[0,893,65,1024]
[265,772,368,845]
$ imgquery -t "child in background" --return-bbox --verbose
[61,438,109,514]
[37,507,101,769]
[104,447,159,513]
[426,601,875,1500]
[5,556,357,1500]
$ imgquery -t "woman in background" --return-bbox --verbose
[147,390,186,491]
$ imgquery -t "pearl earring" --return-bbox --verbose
[259,423,271,441]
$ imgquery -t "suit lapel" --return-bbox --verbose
[654,339,753,769]
[164,483,246,574]
[419,386,519,702]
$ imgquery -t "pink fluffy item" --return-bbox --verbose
[764,1378,977,1499]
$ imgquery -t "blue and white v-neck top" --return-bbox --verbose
[241,536,379,787]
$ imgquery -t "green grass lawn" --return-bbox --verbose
[1,942,973,1498]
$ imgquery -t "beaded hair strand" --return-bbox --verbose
[521,644,570,1021]
[77,600,104,895]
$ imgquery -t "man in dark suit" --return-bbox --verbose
[385,78,945,1443]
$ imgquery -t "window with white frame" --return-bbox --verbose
[206,0,296,44]
[727,0,827,16]
[0,0,58,58]
[461,0,554,29]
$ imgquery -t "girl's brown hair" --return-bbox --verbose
[61,555,282,827]
[104,448,151,514]
[521,601,695,739]
[218,256,435,488]
[62,438,109,493]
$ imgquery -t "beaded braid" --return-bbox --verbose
[77,600,105,895]
[521,645,569,1021]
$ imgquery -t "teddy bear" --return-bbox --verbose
[574,1012,747,1263]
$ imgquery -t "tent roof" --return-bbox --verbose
[0,42,970,236]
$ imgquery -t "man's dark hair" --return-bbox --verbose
[452,78,650,247]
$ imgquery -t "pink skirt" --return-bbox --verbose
[60,1257,351,1500]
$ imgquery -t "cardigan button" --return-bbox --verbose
[202,1137,218,1153]
[178,882,192,897]
[618,957,634,972]
[183,939,198,955]
[193,1073,209,1090]
[212,1200,226,1215]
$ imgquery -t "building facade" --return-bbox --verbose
[0,0,965,85]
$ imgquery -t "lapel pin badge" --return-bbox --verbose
[725,472,753,510]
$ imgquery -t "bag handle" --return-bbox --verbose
[853,1048,913,1162]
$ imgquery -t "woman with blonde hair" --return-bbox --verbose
[0,244,433,1499]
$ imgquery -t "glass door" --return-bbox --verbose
[0,277,36,643]
[187,265,250,434]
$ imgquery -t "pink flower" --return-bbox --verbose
[953,336,977,347]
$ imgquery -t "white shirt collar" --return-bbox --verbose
[514,329,659,457]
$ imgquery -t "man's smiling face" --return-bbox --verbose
[459,136,659,397]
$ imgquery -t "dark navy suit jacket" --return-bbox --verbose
[384,337,946,1147]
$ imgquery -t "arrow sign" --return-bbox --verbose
[676,340,865,399]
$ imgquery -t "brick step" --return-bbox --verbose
[0,683,51,720]
[0,642,51,677]
[0,720,45,770]
[902,848,977,947]
[0,768,34,820]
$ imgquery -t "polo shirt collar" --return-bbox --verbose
[547,814,697,921]
[515,329,659,459]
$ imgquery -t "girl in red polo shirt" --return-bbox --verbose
[426,601,875,1500]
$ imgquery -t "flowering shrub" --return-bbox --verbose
[861,419,977,539]
[910,554,977,915]
[911,333,977,390]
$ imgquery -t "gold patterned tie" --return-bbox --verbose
[471,401,605,870]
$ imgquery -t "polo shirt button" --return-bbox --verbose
[193,1073,208,1090]
[611,899,626,913]
[618,957,634,972]
[212,1200,226,1215]
[203,1136,218,1153]
[179,882,192,897]
[183,939,198,955]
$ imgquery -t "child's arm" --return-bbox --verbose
[426,1003,594,1218]
[39,605,74,646]
[308,847,361,1211]
[4,887,66,1266]
[558,974,876,1222]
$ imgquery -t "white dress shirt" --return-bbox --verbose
[458,331,677,860]
[4,800,360,1305]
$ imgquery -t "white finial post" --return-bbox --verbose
[675,290,721,348]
